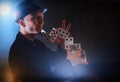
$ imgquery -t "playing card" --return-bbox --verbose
[65,37,74,45]
[57,28,70,39]
[65,43,81,50]
[49,28,58,42]
[69,43,81,51]
[65,44,70,49]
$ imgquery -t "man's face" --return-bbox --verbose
[22,10,44,34]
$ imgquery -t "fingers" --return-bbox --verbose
[66,23,71,32]
[61,19,66,29]
[61,19,71,32]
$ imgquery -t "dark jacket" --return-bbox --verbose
[8,32,75,82]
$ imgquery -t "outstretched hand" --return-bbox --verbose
[55,19,71,46]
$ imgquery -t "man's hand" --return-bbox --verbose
[66,49,89,66]
[55,19,71,46]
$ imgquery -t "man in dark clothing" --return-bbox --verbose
[8,0,89,82]
[9,32,75,82]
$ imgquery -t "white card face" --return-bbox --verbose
[65,44,70,49]
[65,43,81,50]
[69,43,81,51]
[49,28,58,42]
[65,37,74,45]
[58,28,70,39]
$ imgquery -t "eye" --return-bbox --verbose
[32,15,37,19]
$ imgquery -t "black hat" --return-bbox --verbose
[15,0,47,22]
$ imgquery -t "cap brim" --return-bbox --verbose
[42,8,47,14]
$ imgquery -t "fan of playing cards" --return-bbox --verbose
[49,27,81,51]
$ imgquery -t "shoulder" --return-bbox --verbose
[10,35,23,50]
[9,33,26,56]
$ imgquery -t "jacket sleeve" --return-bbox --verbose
[47,44,75,79]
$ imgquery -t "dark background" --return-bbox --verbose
[38,0,120,81]
[0,0,120,81]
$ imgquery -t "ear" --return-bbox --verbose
[18,19,26,27]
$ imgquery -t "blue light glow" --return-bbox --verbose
[0,4,11,16]
[0,1,19,59]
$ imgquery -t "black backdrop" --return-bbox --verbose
[0,0,120,81]
[37,0,120,81]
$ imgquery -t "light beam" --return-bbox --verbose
[0,4,10,16]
